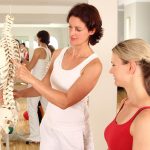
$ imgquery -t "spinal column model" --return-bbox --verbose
[0,15,20,145]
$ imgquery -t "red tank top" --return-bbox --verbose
[104,104,150,150]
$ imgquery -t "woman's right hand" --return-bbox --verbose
[13,90,22,99]
[13,60,34,84]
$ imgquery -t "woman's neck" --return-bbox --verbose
[70,45,93,58]
[125,84,150,107]
[39,43,47,48]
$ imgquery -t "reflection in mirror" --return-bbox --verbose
[0,0,88,149]
[0,20,69,150]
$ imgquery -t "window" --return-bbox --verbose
[50,36,58,49]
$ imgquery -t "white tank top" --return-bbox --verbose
[32,47,51,80]
[44,47,98,130]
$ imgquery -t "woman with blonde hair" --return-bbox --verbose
[105,39,150,150]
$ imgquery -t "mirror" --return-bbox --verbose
[0,0,87,149]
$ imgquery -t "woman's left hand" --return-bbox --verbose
[13,60,34,84]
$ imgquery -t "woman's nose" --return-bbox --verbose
[70,28,75,36]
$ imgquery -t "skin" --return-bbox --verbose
[25,37,48,71]
[110,52,150,150]
[10,16,102,110]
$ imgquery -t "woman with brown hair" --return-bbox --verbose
[13,3,103,150]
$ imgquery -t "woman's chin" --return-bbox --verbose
[114,80,119,86]
[114,82,123,88]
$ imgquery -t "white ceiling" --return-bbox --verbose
[1,0,150,24]
[0,0,87,6]
[0,0,88,24]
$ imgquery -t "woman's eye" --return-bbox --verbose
[77,29,82,32]
[75,28,82,32]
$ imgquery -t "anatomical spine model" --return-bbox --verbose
[0,15,20,148]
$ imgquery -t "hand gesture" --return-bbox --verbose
[13,60,34,84]
[13,89,21,99]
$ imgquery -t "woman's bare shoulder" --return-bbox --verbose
[84,55,102,71]
[52,48,63,59]
[132,108,150,137]
[135,108,150,123]
[50,48,67,64]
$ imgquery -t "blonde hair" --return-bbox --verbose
[112,39,150,63]
[112,38,150,95]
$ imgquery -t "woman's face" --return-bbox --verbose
[20,44,24,49]
[68,16,94,47]
[109,53,130,87]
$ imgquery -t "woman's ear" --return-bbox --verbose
[89,28,96,35]
[129,61,137,74]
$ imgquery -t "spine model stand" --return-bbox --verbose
[0,15,20,149]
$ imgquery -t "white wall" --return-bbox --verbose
[118,10,124,42]
[88,0,117,149]
[136,2,150,43]
[124,3,137,39]
[124,2,150,43]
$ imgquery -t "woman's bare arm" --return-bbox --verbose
[26,48,44,71]
[14,87,40,98]
[14,50,102,109]
[132,109,150,150]
[14,49,60,99]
